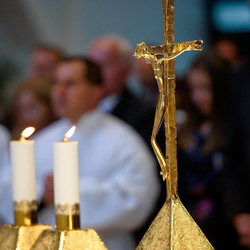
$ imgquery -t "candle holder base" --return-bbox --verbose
[136,195,214,250]
[0,224,52,250]
[31,228,108,250]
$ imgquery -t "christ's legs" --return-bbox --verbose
[151,92,168,180]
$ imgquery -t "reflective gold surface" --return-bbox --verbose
[14,200,38,226]
[134,0,203,196]
[0,224,51,250]
[31,229,108,250]
[136,196,214,249]
[134,39,203,183]
[134,0,214,249]
[56,214,80,231]
[55,203,80,230]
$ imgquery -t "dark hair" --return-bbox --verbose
[62,57,103,86]
[33,44,64,60]
[178,52,232,154]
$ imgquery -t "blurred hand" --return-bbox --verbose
[42,174,54,205]
[234,213,250,249]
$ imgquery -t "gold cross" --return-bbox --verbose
[134,1,203,199]
[134,2,214,249]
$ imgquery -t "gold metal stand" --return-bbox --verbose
[0,224,52,250]
[136,195,213,249]
[31,229,108,250]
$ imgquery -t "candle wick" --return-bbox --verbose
[20,136,26,141]
[63,137,68,142]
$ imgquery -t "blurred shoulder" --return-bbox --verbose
[122,89,155,113]
[100,111,137,133]
[0,124,10,142]
[99,112,150,148]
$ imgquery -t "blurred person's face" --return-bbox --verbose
[88,42,130,96]
[16,90,52,132]
[187,68,213,117]
[29,50,59,80]
[52,61,103,123]
[136,58,157,90]
[215,41,239,63]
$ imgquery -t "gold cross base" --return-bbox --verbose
[0,224,52,250]
[31,228,108,250]
[136,196,214,250]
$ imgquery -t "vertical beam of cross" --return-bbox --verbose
[163,0,178,199]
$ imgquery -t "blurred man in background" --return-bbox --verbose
[134,55,159,105]
[28,44,63,81]
[87,36,156,147]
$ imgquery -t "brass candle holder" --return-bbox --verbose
[55,203,80,230]
[0,200,52,250]
[14,200,38,226]
[31,203,108,250]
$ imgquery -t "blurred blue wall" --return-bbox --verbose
[0,0,209,76]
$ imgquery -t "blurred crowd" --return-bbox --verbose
[0,35,250,250]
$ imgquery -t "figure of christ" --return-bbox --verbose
[134,40,203,181]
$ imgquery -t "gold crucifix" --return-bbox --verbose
[134,39,202,186]
[134,1,214,249]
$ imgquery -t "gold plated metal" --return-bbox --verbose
[55,203,80,230]
[31,202,108,249]
[134,0,214,249]
[56,214,80,231]
[136,195,214,249]
[134,39,202,183]
[14,200,38,226]
[31,229,108,250]
[0,224,51,250]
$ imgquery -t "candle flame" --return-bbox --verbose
[64,126,76,141]
[21,127,35,140]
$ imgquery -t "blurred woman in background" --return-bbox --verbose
[177,52,234,249]
[9,77,56,139]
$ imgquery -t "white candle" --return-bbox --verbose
[10,127,37,202]
[53,126,80,206]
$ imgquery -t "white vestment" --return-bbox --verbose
[0,110,159,250]
[0,124,10,163]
